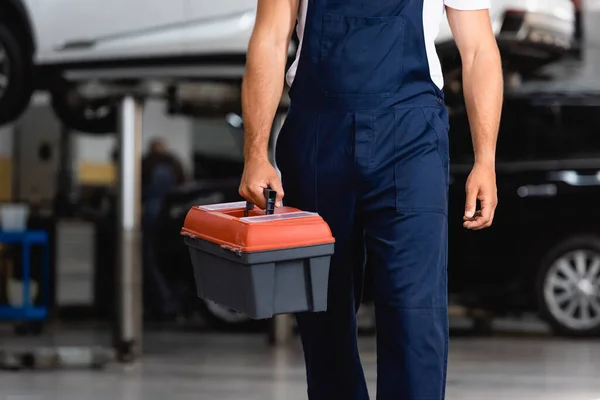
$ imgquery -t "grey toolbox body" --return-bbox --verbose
[181,200,335,319]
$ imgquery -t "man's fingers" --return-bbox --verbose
[252,187,268,209]
[464,185,477,219]
[463,166,498,230]
[480,200,493,224]
[239,185,267,209]
[239,181,284,210]
[238,161,284,209]
[463,211,482,229]
[463,200,496,230]
[268,177,285,207]
[463,210,482,221]
[464,217,485,230]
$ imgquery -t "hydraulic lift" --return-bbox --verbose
[60,77,292,360]
[113,95,144,361]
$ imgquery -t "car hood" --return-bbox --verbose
[436,0,575,43]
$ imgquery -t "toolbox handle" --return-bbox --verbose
[244,188,277,217]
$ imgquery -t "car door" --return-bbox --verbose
[182,0,298,62]
[24,0,186,64]
[513,103,600,274]
[181,0,256,58]
[446,108,521,300]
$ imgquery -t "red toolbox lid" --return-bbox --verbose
[181,201,335,253]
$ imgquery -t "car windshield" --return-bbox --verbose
[192,116,244,161]
[191,116,245,180]
[449,100,600,164]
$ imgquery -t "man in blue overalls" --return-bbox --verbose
[240,0,502,398]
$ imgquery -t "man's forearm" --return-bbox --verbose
[461,47,503,167]
[241,37,288,163]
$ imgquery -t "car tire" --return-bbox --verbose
[536,236,600,337]
[196,299,265,332]
[50,83,117,134]
[0,23,34,125]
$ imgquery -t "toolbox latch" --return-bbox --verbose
[220,245,243,257]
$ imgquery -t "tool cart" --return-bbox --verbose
[0,230,50,335]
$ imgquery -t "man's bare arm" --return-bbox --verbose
[446,7,502,229]
[447,7,502,167]
[242,0,299,163]
[238,0,299,208]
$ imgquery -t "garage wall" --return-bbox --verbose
[588,0,600,11]
[75,134,115,185]
[76,99,194,185]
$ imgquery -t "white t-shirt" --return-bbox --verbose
[286,0,491,90]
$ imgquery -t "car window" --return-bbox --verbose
[191,117,244,161]
[448,103,600,164]
[557,107,600,158]
[508,104,600,161]
[499,103,564,162]
[448,112,477,164]
[191,117,245,180]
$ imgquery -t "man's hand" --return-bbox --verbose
[239,157,284,209]
[463,163,497,230]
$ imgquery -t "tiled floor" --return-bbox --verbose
[0,327,599,400]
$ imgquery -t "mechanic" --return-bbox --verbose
[239,0,502,398]
[141,139,186,319]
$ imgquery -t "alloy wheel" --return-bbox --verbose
[204,300,250,324]
[65,90,113,121]
[0,43,10,99]
[543,249,600,331]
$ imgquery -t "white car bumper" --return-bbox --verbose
[496,6,575,54]
[437,0,575,54]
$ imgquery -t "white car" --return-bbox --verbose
[0,0,576,134]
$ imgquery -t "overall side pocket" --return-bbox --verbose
[426,106,450,188]
[394,107,449,214]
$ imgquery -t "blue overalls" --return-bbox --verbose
[275,0,450,399]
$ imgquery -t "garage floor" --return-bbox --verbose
[0,327,598,400]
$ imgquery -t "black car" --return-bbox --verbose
[445,96,600,337]
[159,97,600,337]
[155,150,283,330]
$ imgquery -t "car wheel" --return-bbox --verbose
[197,299,264,331]
[536,236,600,337]
[50,84,117,134]
[0,23,34,125]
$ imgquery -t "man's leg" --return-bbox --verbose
[361,107,450,399]
[142,217,179,317]
[295,222,369,400]
[276,109,370,400]
[367,211,449,400]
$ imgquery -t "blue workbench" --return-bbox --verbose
[0,230,49,322]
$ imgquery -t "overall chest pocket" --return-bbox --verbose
[319,13,406,97]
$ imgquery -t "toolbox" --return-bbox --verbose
[181,189,335,319]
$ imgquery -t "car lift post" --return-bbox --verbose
[114,95,144,362]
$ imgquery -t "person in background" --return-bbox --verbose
[142,139,186,197]
[141,138,186,319]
